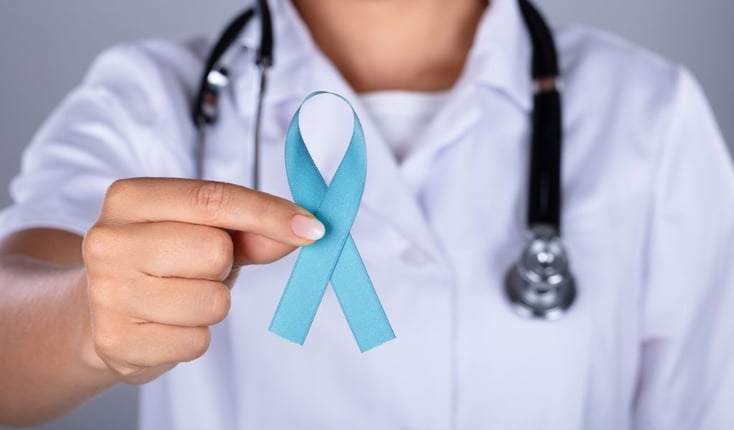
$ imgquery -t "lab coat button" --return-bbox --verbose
[400,246,433,267]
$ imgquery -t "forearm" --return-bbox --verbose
[0,182,313,424]
[0,256,117,426]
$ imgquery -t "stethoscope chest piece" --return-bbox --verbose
[195,0,577,320]
[505,225,576,320]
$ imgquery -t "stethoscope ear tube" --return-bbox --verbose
[192,0,577,319]
[519,0,559,79]
[255,0,274,67]
[192,9,256,128]
[192,1,273,182]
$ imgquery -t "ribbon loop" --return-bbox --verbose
[269,91,395,352]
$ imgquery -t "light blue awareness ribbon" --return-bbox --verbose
[269,91,396,352]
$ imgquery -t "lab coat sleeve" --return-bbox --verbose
[0,41,199,238]
[634,68,734,429]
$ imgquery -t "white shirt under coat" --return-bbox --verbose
[2,0,733,428]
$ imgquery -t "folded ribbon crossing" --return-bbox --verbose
[269,91,396,352]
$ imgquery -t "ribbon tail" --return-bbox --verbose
[331,235,396,352]
[269,246,332,345]
[277,91,394,351]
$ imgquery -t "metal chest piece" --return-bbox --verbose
[505,225,576,320]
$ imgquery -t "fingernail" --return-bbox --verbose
[291,214,326,241]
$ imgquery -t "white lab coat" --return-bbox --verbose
[2,0,733,428]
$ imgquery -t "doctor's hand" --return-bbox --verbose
[82,178,324,384]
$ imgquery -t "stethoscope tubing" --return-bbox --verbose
[191,0,577,320]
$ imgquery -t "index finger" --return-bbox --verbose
[100,178,324,246]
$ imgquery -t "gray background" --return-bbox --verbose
[1,0,732,429]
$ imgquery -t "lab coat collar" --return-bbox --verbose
[296,41,445,259]
[236,0,534,111]
[230,0,534,254]
[465,0,534,112]
[257,0,446,256]
[308,71,445,259]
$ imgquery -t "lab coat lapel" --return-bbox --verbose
[399,83,485,195]
[360,105,441,255]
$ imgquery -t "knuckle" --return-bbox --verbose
[103,179,135,213]
[87,278,115,310]
[82,224,124,268]
[208,284,232,324]
[93,325,122,360]
[82,226,115,262]
[185,328,211,361]
[193,181,231,220]
[203,230,233,277]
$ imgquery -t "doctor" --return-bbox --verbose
[1,0,733,428]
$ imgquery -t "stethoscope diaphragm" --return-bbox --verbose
[505,224,576,320]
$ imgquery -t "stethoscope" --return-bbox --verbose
[191,0,576,320]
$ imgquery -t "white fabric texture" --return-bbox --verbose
[1,0,733,428]
[359,91,450,163]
